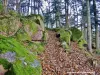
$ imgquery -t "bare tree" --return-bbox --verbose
[86,0,92,52]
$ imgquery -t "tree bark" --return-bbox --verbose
[93,0,99,49]
[86,0,92,52]
[65,0,69,29]
[3,0,8,14]
[82,0,87,41]
[34,0,36,14]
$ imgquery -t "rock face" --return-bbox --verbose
[32,25,43,41]
[32,31,43,41]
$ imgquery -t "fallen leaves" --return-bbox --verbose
[39,31,100,75]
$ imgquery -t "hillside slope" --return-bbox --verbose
[39,31,100,75]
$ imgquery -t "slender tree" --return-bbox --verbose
[93,0,99,49]
[86,0,92,52]
[65,0,69,28]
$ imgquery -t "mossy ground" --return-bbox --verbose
[0,37,42,75]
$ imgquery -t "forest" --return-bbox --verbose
[0,0,100,75]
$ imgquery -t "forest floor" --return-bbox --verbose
[39,31,100,75]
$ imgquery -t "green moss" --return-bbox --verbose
[0,37,42,75]
[25,41,45,54]
[42,31,48,43]
[83,51,93,58]
[36,15,44,31]
[8,10,19,17]
[22,14,45,31]
[95,50,100,55]
[70,27,82,42]
[15,27,31,41]
[78,39,87,49]
[0,58,12,69]
[0,3,3,13]
[21,17,38,35]
[58,29,71,45]
[0,15,20,37]
[51,28,60,32]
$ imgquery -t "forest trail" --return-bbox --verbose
[39,31,100,75]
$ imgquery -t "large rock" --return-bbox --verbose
[58,29,71,45]
[32,25,43,41]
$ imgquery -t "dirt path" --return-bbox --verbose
[39,31,100,75]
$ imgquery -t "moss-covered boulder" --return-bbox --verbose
[0,37,42,75]
[58,29,71,45]
[22,14,44,31]
[0,11,21,37]
[15,27,32,41]
[70,27,82,42]
[78,39,87,49]
[20,15,44,41]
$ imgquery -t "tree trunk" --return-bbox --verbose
[31,0,32,14]
[82,0,87,41]
[38,0,40,14]
[65,0,69,29]
[93,0,99,49]
[3,0,8,14]
[86,0,92,52]
[34,0,36,14]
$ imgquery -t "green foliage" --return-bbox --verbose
[26,41,45,54]
[22,14,45,31]
[70,27,82,42]
[15,27,31,41]
[42,31,48,42]
[51,28,60,32]
[0,58,12,69]
[8,10,19,17]
[78,39,87,49]
[0,3,3,13]
[21,17,38,35]
[95,50,100,55]
[0,37,42,75]
[58,29,71,44]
